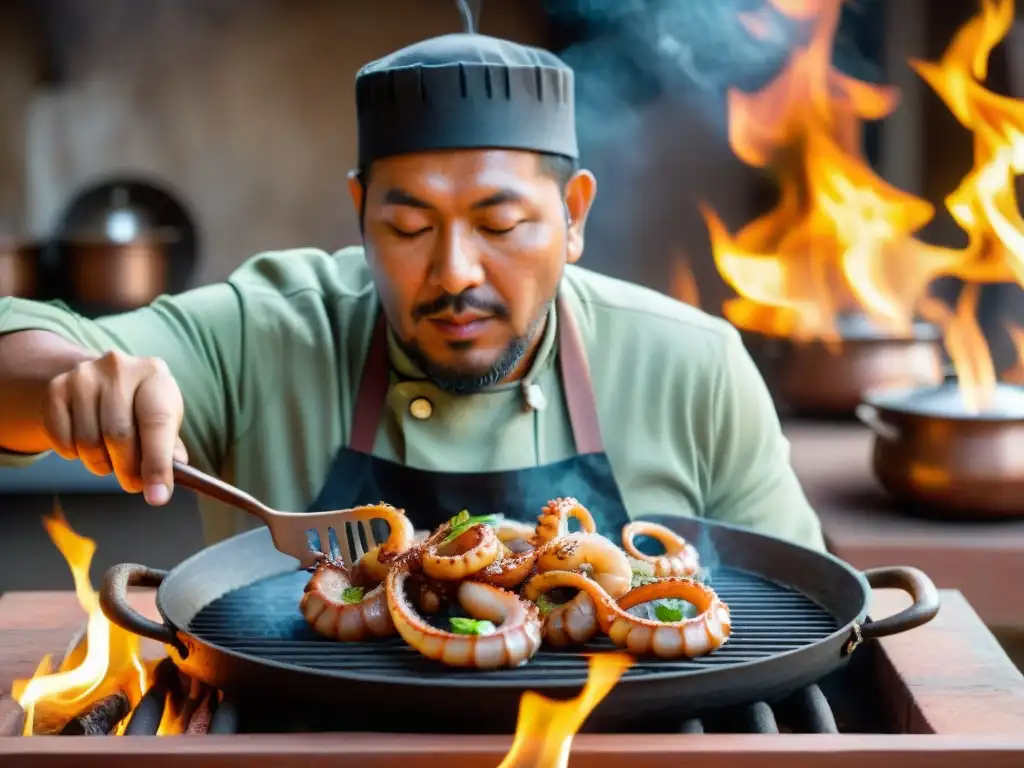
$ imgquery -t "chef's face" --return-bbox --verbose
[349,149,597,393]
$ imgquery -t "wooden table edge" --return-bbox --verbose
[1,733,1023,767]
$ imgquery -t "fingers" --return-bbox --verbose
[41,375,75,460]
[100,374,142,493]
[41,350,186,506]
[68,365,114,476]
[134,360,184,506]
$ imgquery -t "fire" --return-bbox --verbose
[497,652,633,768]
[908,0,1024,408]
[919,284,996,412]
[700,0,1024,414]
[11,504,152,736]
[1006,323,1024,383]
[702,0,947,346]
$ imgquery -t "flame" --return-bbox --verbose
[1003,322,1024,383]
[919,284,996,411]
[907,0,1024,410]
[702,0,1024,414]
[11,503,151,735]
[702,0,949,346]
[497,652,633,768]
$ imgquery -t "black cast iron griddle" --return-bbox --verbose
[99,515,939,732]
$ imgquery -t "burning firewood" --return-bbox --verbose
[59,692,130,736]
[185,691,214,735]
[0,695,26,737]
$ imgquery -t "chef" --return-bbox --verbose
[0,32,825,553]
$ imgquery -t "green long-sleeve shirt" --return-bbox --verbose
[0,246,824,550]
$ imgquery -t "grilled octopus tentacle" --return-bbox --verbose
[494,519,537,550]
[531,533,633,647]
[386,556,543,668]
[472,519,544,589]
[421,523,503,580]
[341,503,417,583]
[535,533,632,597]
[300,562,396,641]
[538,591,599,647]
[621,521,702,578]
[523,571,731,659]
[532,497,598,545]
[473,549,540,589]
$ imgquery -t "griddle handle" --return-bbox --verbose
[99,563,189,658]
[860,566,941,639]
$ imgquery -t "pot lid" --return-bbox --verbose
[62,186,181,245]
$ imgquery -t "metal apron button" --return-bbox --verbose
[409,397,433,420]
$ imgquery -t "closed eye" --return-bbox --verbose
[480,222,525,235]
[388,224,431,239]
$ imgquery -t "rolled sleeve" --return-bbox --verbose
[704,328,826,551]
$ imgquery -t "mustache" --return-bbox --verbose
[412,291,509,321]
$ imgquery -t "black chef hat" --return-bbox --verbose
[355,33,578,167]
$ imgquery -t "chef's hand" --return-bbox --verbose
[42,349,187,505]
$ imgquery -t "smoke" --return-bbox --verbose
[544,0,803,150]
[545,0,886,149]
[537,0,888,305]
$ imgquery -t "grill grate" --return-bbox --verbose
[187,567,839,684]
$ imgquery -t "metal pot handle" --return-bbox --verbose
[859,566,941,640]
[99,563,189,658]
[854,404,901,442]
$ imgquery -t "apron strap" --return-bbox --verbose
[349,317,390,454]
[348,296,605,455]
[555,296,604,455]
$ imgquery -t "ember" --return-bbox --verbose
[11,504,153,736]
[497,652,634,768]
[693,0,1024,416]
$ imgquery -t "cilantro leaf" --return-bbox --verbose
[535,595,556,616]
[443,509,498,544]
[341,586,365,604]
[449,617,497,636]
[654,598,695,623]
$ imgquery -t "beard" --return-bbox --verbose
[396,299,554,394]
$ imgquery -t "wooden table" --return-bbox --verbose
[2,588,1024,766]
[786,421,1024,633]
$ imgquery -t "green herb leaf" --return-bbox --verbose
[535,595,556,616]
[443,510,498,544]
[654,599,692,623]
[449,617,497,636]
[341,586,365,605]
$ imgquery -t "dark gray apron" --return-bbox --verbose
[307,296,631,539]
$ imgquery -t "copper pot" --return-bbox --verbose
[745,316,945,416]
[61,186,179,309]
[67,240,168,307]
[0,240,41,298]
[856,380,1024,519]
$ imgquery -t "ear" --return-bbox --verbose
[563,169,597,265]
[347,169,365,217]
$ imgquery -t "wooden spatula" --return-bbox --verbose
[172,461,378,570]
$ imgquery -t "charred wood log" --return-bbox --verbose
[59,692,130,736]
